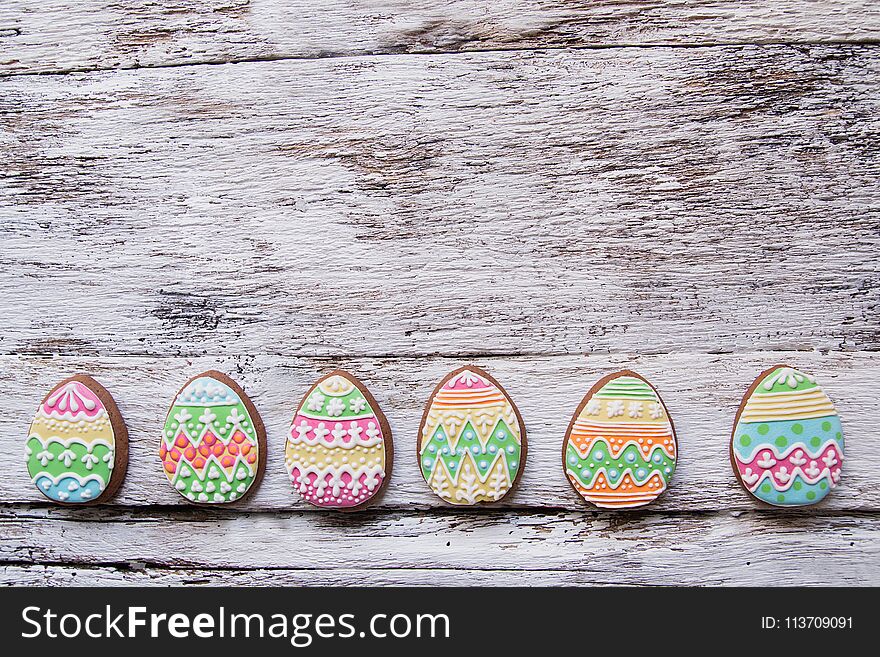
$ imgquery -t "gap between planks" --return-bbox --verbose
[2,0,880,77]
[4,40,880,80]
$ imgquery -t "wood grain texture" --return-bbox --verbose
[2,352,875,511]
[0,566,664,587]
[2,1,880,76]
[2,508,878,585]
[1,45,878,358]
[2,3,879,587]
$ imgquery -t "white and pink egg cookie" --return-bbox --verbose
[285,371,392,510]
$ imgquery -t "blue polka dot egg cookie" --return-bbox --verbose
[731,365,843,506]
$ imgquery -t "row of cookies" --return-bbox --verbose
[24,365,844,509]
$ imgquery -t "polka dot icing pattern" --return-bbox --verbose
[732,365,843,506]
[25,377,123,504]
[285,371,390,509]
[160,372,264,504]
[419,366,526,505]
[564,371,676,509]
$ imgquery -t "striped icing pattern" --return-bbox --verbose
[25,379,116,503]
[564,373,676,509]
[732,366,843,506]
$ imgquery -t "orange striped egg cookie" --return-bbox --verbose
[563,371,676,509]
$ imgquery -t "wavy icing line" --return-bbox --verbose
[733,438,842,464]
[735,441,842,491]
[569,438,675,461]
[26,436,113,450]
[289,464,385,499]
[567,464,669,490]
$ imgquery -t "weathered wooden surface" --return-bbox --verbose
[2,1,880,75]
[2,509,878,586]
[1,2,879,586]
[1,352,877,511]
[2,45,879,357]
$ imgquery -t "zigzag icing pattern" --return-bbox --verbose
[423,407,520,451]
[161,375,260,503]
[169,452,256,504]
[428,448,512,487]
[420,369,522,505]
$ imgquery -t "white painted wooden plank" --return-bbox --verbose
[3,509,877,585]
[2,1,880,75]
[0,566,647,586]
[1,46,878,357]
[2,352,876,511]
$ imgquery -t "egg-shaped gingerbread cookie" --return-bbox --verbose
[418,366,526,505]
[285,370,392,510]
[159,371,266,504]
[25,375,128,504]
[563,371,677,509]
[731,365,843,506]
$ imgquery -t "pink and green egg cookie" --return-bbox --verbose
[731,365,843,507]
[25,375,128,504]
[286,371,392,510]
